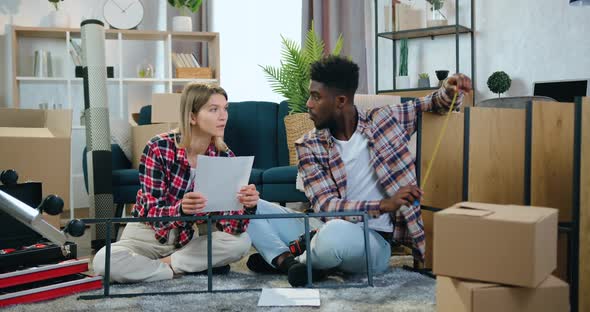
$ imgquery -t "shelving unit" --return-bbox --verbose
[11,26,220,121]
[374,0,475,103]
[10,26,220,221]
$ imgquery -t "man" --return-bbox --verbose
[246,55,472,287]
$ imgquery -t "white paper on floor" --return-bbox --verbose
[257,288,320,307]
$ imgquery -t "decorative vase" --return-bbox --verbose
[172,16,192,32]
[435,70,450,87]
[426,2,448,28]
[50,10,70,28]
[396,76,410,89]
[137,62,154,78]
[418,78,430,88]
[284,113,315,166]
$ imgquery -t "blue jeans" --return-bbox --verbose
[246,200,391,273]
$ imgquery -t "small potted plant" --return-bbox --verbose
[168,0,202,32]
[487,71,512,98]
[48,0,69,28]
[418,73,430,88]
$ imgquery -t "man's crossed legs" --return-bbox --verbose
[246,200,391,286]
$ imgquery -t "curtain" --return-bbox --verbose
[302,0,375,94]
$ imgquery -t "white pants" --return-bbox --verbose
[93,222,251,283]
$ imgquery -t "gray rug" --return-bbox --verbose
[3,268,435,312]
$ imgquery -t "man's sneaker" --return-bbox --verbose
[287,262,327,287]
[246,253,282,274]
[288,229,318,257]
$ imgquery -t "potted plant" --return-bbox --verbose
[487,71,512,98]
[48,0,69,28]
[168,0,202,32]
[418,73,430,88]
[396,38,410,89]
[426,0,448,27]
[260,24,343,165]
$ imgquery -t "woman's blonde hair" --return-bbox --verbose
[176,83,229,152]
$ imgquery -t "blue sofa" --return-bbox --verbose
[86,101,307,208]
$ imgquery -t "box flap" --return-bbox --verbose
[0,127,54,138]
[151,93,181,124]
[45,110,72,138]
[441,202,495,217]
[0,108,45,128]
[442,202,557,223]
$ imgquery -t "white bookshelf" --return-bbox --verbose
[11,26,220,121]
[10,26,220,220]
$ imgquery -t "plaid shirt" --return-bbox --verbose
[132,131,250,248]
[295,85,463,261]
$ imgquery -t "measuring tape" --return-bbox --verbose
[414,91,459,206]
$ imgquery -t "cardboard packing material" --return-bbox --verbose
[436,275,569,312]
[433,202,557,287]
[132,123,177,169]
[151,93,181,124]
[0,108,72,229]
[394,3,423,31]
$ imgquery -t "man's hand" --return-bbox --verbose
[380,185,423,213]
[238,184,259,208]
[445,73,473,95]
[181,191,207,215]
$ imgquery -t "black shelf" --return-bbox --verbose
[377,87,439,93]
[374,0,475,98]
[377,25,472,40]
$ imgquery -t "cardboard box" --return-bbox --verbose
[0,108,72,228]
[131,123,177,169]
[436,275,569,312]
[151,93,181,124]
[433,202,558,287]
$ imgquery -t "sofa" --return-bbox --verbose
[87,94,413,207]
[132,100,307,205]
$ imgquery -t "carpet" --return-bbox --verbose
[3,263,435,312]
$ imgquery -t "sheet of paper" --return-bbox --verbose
[257,288,320,307]
[192,155,254,212]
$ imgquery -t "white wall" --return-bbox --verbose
[376,0,590,101]
[210,0,301,103]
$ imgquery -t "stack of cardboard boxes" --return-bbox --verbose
[434,202,569,312]
[131,93,181,168]
[0,108,72,229]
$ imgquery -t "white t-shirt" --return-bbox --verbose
[333,131,393,232]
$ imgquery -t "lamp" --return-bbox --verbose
[570,0,590,6]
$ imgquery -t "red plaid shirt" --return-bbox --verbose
[295,85,463,261]
[132,131,250,248]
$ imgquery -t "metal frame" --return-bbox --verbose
[374,0,475,97]
[416,101,584,312]
[78,211,374,300]
[570,97,582,312]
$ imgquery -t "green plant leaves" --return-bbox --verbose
[168,0,202,15]
[260,24,344,114]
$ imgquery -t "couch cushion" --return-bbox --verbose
[225,101,278,169]
[262,184,308,203]
[249,168,264,186]
[262,165,298,184]
[112,169,140,186]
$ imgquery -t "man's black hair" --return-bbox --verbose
[310,55,359,95]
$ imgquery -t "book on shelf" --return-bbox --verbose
[171,52,200,68]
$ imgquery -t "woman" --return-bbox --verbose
[93,83,258,283]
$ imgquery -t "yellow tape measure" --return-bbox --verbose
[414,91,459,206]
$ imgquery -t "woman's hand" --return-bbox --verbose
[238,184,259,208]
[181,191,207,215]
